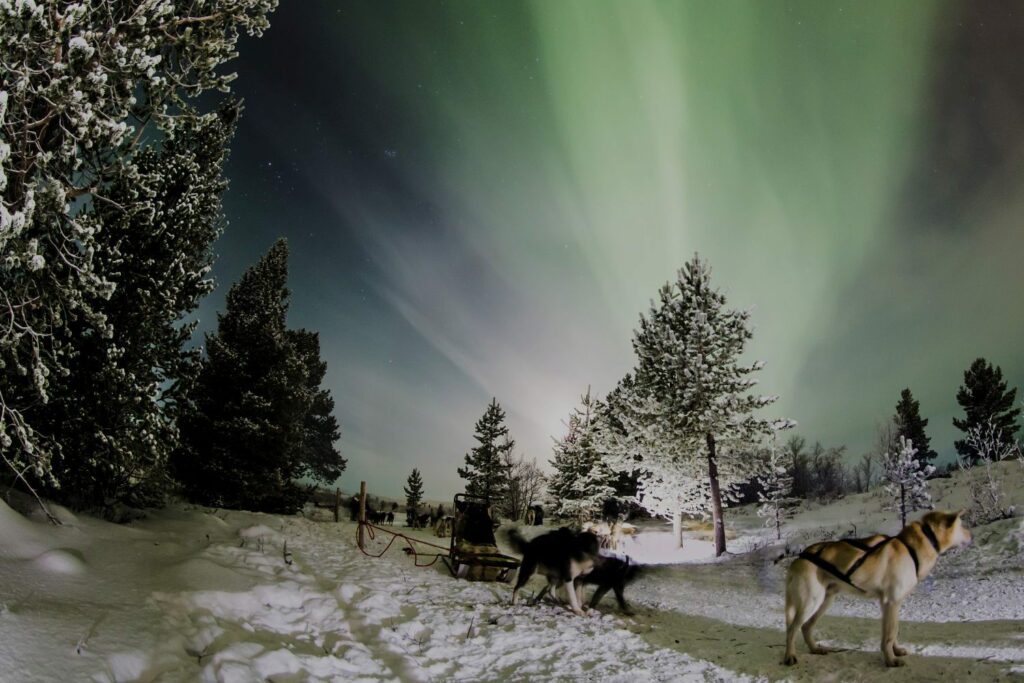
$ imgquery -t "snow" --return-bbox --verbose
[1,461,1023,681]
[0,498,744,682]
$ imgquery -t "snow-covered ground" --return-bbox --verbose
[1,462,1022,682]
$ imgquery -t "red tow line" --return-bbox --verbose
[356,520,450,568]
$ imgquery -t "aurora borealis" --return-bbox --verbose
[206,1,1024,498]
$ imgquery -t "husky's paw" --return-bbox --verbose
[885,657,906,668]
[809,646,831,656]
[783,654,798,666]
[892,645,908,657]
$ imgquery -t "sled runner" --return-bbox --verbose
[442,494,520,582]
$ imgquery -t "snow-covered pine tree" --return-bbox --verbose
[953,359,1020,464]
[883,436,935,527]
[0,0,276,512]
[404,468,424,522]
[597,374,710,547]
[31,104,240,511]
[624,254,785,555]
[548,388,616,525]
[893,388,937,468]
[174,240,343,513]
[757,439,796,540]
[457,398,513,503]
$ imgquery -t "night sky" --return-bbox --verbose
[198,1,1024,499]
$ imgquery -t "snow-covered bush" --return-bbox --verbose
[957,420,1020,525]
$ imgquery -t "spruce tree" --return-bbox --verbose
[458,398,513,502]
[548,388,616,524]
[620,255,785,555]
[883,437,934,527]
[174,240,344,513]
[953,358,1020,464]
[33,105,239,510]
[288,330,345,484]
[0,0,275,511]
[404,468,424,520]
[893,388,937,468]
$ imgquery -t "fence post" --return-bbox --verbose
[334,487,340,523]
[357,481,367,549]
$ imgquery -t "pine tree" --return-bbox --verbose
[758,440,797,540]
[953,359,1020,464]
[33,105,239,510]
[612,255,786,555]
[548,388,616,524]
[288,329,346,485]
[173,240,344,513]
[457,398,513,502]
[0,0,275,513]
[883,436,934,527]
[404,468,424,519]
[596,375,693,531]
[893,388,937,468]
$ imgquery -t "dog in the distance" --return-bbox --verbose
[784,510,972,668]
[575,550,642,615]
[507,527,600,616]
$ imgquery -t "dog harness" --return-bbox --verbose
[797,521,941,593]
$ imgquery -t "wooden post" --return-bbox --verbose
[333,487,340,523]
[357,481,367,549]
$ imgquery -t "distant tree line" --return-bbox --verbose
[460,254,1023,551]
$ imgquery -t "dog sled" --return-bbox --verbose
[441,494,520,582]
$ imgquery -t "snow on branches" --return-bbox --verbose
[883,436,934,527]
[602,254,789,554]
[548,388,616,525]
[956,420,1021,524]
[0,0,277,497]
[757,438,797,540]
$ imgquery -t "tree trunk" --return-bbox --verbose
[900,484,906,527]
[357,481,367,549]
[673,509,683,548]
[707,433,726,556]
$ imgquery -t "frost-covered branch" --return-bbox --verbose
[1,0,277,500]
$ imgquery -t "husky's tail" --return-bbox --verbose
[505,527,529,554]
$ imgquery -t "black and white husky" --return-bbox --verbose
[507,527,600,616]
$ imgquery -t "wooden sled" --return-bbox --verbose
[442,494,520,582]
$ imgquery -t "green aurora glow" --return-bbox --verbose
[217,1,1024,497]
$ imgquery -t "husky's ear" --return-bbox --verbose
[955,509,966,520]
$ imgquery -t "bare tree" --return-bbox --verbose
[500,441,546,522]
[853,453,877,493]
[874,418,901,462]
